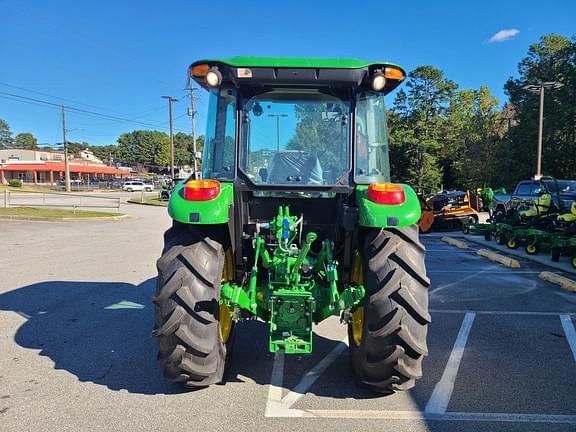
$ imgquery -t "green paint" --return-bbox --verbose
[218,206,366,355]
[356,184,421,228]
[168,181,234,224]
[192,56,403,72]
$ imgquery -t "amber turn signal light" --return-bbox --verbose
[190,64,210,77]
[384,67,405,81]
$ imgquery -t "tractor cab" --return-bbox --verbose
[191,57,404,191]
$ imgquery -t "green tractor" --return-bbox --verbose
[154,57,430,393]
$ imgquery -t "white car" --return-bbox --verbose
[122,181,153,192]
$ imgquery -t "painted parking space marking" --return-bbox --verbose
[265,309,576,423]
[560,314,576,362]
[431,309,576,316]
[425,313,475,414]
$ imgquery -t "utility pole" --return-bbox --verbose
[186,87,199,175]
[268,113,288,152]
[522,81,564,178]
[61,104,71,192]
[161,96,178,178]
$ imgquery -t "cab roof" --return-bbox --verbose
[189,56,406,94]
[194,56,403,70]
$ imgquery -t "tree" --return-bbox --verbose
[389,66,457,193]
[116,130,170,167]
[14,132,38,149]
[504,34,576,184]
[174,132,193,166]
[0,118,14,149]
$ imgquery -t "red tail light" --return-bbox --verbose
[367,183,405,205]
[183,179,221,201]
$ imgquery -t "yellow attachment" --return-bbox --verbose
[218,304,233,343]
[350,251,364,346]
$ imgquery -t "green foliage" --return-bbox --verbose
[389,34,575,192]
[389,66,456,192]
[503,33,576,187]
[0,118,14,149]
[14,132,37,149]
[8,179,22,188]
[116,130,170,167]
[287,104,347,168]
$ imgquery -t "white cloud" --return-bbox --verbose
[488,28,520,43]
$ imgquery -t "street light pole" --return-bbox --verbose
[522,81,564,178]
[161,96,178,179]
[537,85,544,177]
[268,114,288,152]
[61,104,71,192]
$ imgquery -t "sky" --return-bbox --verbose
[0,0,574,147]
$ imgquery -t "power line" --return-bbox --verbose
[0,91,190,133]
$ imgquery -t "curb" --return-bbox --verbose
[441,236,469,249]
[461,234,576,276]
[539,271,576,292]
[477,248,521,268]
[126,199,168,207]
[0,214,133,222]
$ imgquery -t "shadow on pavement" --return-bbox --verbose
[0,278,425,402]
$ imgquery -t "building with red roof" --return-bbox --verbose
[0,149,129,184]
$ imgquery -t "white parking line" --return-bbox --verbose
[279,410,576,424]
[265,338,348,417]
[425,312,475,414]
[431,309,575,316]
[265,310,576,422]
[560,314,576,362]
[264,352,285,416]
[428,270,548,274]
[281,338,348,409]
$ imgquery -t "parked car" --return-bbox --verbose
[492,178,576,221]
[122,181,153,192]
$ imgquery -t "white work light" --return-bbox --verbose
[371,72,386,91]
[206,68,222,88]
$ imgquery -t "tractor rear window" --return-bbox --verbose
[202,88,237,180]
[239,89,350,186]
[354,91,390,184]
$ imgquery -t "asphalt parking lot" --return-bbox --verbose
[1,205,576,432]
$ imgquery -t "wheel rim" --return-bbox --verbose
[508,239,516,248]
[350,251,364,346]
[527,244,537,254]
[351,307,364,347]
[572,257,576,268]
[218,304,233,343]
[219,249,235,343]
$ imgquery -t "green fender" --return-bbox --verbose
[356,184,421,228]
[168,181,234,224]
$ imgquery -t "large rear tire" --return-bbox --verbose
[348,225,430,393]
[153,223,231,388]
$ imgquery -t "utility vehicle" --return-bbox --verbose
[154,57,429,393]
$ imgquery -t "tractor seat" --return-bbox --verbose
[520,193,552,218]
[266,151,323,185]
[558,201,576,222]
